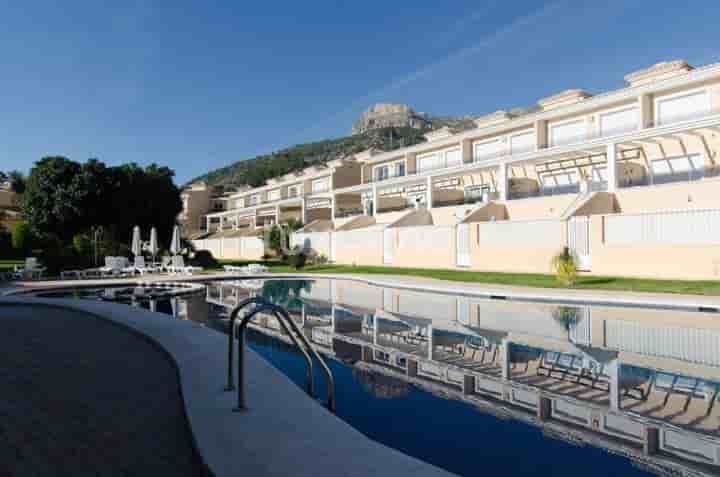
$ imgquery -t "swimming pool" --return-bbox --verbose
[39,278,720,477]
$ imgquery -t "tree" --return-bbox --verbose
[21,157,88,241]
[8,171,26,194]
[21,158,182,247]
[11,221,33,254]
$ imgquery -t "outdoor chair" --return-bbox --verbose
[169,256,203,275]
[132,256,159,275]
[13,258,46,280]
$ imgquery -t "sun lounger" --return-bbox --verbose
[168,256,203,275]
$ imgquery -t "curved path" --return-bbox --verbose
[0,304,207,477]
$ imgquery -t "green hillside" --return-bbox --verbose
[188,127,429,188]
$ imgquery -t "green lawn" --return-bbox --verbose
[217,260,720,296]
[0,259,23,272]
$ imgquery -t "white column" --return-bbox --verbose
[497,163,508,201]
[426,176,433,209]
[330,304,336,332]
[501,338,511,380]
[372,184,378,217]
[275,205,280,226]
[330,197,336,222]
[607,359,621,411]
[639,93,653,129]
[607,142,618,192]
[301,196,307,223]
[219,216,225,231]
[427,325,434,360]
[206,216,211,232]
[373,315,379,345]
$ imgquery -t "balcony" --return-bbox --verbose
[508,183,580,200]
[335,207,364,219]
[651,106,720,128]
[473,150,507,164]
[619,166,720,189]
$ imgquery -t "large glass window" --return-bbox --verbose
[656,90,709,126]
[473,139,503,161]
[549,119,586,147]
[598,107,638,137]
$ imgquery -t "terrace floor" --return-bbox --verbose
[0,305,207,477]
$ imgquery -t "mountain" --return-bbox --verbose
[188,106,478,188]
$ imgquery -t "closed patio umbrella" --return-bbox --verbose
[149,227,159,262]
[131,226,142,257]
[170,225,181,256]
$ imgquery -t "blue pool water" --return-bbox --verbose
[248,330,650,477]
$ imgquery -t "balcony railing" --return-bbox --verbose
[619,166,720,189]
[508,183,580,200]
[651,106,720,127]
[376,202,414,214]
[335,208,364,218]
[473,150,507,164]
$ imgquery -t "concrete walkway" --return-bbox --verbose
[0,295,455,477]
[0,304,207,477]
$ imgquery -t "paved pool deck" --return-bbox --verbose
[0,304,207,477]
[0,293,456,477]
[4,271,720,310]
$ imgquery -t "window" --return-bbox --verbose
[655,90,709,126]
[509,131,535,154]
[416,153,441,172]
[374,161,404,181]
[598,107,638,137]
[311,178,329,193]
[267,189,281,201]
[549,119,586,147]
[444,148,462,167]
[473,139,503,162]
[287,185,300,197]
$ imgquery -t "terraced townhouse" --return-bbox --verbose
[192,59,720,280]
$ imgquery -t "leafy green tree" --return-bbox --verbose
[21,158,182,247]
[11,221,33,254]
[8,171,26,194]
[21,157,91,241]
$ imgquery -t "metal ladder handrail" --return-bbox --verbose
[226,297,290,391]
[227,296,336,412]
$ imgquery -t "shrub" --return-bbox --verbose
[190,250,219,269]
[72,233,92,256]
[0,228,13,258]
[287,247,307,270]
[551,247,578,286]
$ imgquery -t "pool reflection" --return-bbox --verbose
[203,278,720,475]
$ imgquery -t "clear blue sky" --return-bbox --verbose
[1,0,718,184]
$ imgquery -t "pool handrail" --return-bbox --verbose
[227,296,336,413]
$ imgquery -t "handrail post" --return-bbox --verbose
[226,296,267,391]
